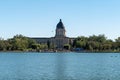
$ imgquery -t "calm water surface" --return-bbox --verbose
[0,52,120,80]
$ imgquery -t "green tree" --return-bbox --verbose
[0,39,6,51]
[8,34,36,51]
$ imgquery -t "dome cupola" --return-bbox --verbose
[56,19,65,29]
[55,19,66,37]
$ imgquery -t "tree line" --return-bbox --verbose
[0,35,47,51]
[0,34,120,52]
[72,34,120,52]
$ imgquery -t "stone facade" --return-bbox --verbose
[32,19,75,49]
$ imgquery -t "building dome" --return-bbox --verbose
[55,19,66,37]
[56,19,65,29]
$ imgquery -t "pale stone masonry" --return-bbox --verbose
[32,19,75,49]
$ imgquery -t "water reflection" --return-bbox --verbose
[0,53,120,80]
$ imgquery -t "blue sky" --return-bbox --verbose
[0,0,120,40]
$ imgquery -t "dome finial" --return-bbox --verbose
[60,19,62,22]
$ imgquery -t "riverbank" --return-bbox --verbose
[0,50,120,53]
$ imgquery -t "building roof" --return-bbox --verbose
[56,19,65,29]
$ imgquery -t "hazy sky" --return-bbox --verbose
[0,0,120,40]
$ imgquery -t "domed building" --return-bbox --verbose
[55,19,66,37]
[32,19,75,49]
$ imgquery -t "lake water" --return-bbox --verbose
[0,52,120,80]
